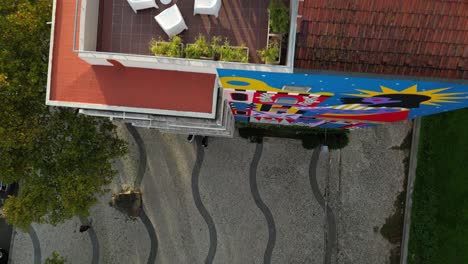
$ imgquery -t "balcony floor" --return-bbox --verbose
[97,0,272,63]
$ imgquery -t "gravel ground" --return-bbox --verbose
[114,123,140,191]
[198,137,265,264]
[34,219,93,263]
[141,130,210,264]
[9,229,34,264]
[259,138,325,264]
[8,120,410,264]
[88,191,151,264]
[329,121,412,264]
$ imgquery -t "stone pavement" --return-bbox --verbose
[328,120,412,264]
[9,121,410,264]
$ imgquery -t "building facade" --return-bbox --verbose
[46,0,468,135]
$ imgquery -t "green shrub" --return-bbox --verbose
[258,42,280,64]
[301,137,321,149]
[237,122,349,149]
[211,36,222,56]
[149,36,183,57]
[185,35,212,59]
[44,251,67,264]
[325,133,350,149]
[220,40,249,63]
[268,0,290,33]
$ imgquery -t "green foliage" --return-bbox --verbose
[44,251,67,264]
[322,133,349,149]
[268,0,290,33]
[185,35,211,59]
[211,36,222,56]
[258,42,280,64]
[2,110,127,231]
[185,35,221,59]
[0,74,7,86]
[220,40,249,63]
[149,36,183,57]
[408,108,468,264]
[301,137,321,149]
[0,0,127,231]
[236,122,349,149]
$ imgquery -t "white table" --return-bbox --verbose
[160,0,171,5]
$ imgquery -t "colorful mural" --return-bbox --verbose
[217,69,468,129]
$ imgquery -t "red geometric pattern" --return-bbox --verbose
[316,108,410,123]
[252,92,329,107]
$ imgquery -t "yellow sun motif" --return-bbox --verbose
[346,85,465,106]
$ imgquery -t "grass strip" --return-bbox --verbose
[408,108,468,264]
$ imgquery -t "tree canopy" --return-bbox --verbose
[0,0,126,230]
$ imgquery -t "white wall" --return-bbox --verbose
[79,0,100,51]
[78,53,113,66]
[286,0,299,68]
[78,51,293,73]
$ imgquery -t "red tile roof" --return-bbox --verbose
[295,0,468,79]
[48,0,216,116]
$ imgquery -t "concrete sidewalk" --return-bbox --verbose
[8,120,412,264]
[400,118,421,264]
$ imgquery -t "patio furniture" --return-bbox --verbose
[194,0,222,17]
[155,5,188,38]
[127,0,158,13]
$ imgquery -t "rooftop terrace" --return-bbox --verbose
[47,0,218,118]
[97,0,278,64]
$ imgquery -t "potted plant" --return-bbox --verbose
[220,40,249,63]
[211,36,222,60]
[185,35,222,60]
[149,36,183,58]
[258,41,280,65]
[268,0,289,34]
[185,35,213,60]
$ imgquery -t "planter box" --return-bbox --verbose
[152,42,184,58]
[220,46,249,63]
[267,10,289,34]
[265,34,282,65]
[185,43,215,60]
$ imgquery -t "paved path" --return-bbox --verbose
[126,124,158,264]
[142,131,209,263]
[9,122,410,264]
[249,143,276,264]
[126,124,147,188]
[140,133,327,264]
[28,226,41,264]
[191,139,217,264]
[309,148,337,264]
[79,217,99,264]
[196,137,264,264]
[400,118,421,264]
[258,139,325,264]
[139,210,158,264]
[327,121,412,264]
[15,123,411,264]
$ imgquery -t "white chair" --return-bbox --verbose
[155,5,188,38]
[127,0,158,13]
[194,0,222,17]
